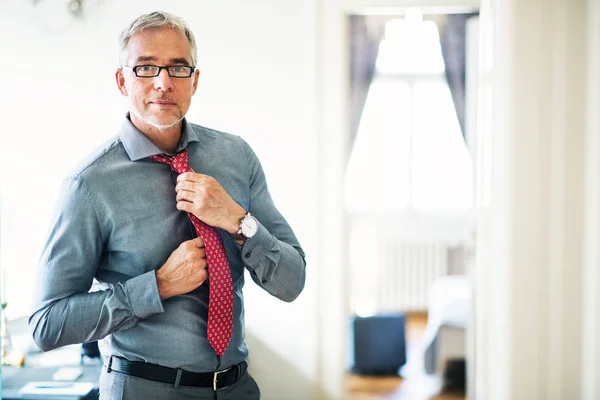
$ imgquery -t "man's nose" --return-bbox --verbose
[153,68,173,91]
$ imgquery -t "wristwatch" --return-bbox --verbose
[237,212,258,240]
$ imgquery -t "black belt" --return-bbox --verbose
[106,356,247,390]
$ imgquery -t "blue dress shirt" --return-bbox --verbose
[28,115,306,372]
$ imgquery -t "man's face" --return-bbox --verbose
[116,27,199,133]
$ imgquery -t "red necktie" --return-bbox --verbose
[151,149,233,357]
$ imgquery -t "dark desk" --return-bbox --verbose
[2,364,101,400]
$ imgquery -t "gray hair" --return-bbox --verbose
[118,11,198,65]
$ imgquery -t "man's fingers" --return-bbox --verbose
[177,172,207,183]
[175,180,196,193]
[191,236,204,248]
[176,191,194,203]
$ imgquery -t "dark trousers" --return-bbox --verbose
[99,367,261,400]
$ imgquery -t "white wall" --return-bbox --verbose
[582,0,600,398]
[0,1,318,398]
[474,0,594,398]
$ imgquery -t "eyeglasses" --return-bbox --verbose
[122,65,196,78]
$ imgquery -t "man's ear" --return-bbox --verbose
[115,68,128,96]
[191,68,200,95]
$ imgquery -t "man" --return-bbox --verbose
[29,11,306,400]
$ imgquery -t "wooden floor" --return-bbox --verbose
[345,313,465,400]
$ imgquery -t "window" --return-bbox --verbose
[345,12,473,215]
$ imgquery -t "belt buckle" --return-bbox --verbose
[213,366,231,391]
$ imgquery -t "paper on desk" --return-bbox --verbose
[52,366,83,381]
[19,381,94,396]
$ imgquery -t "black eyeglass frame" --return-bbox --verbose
[121,65,196,78]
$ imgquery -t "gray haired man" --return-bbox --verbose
[29,11,306,400]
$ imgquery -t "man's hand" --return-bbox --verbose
[156,237,208,300]
[175,172,246,235]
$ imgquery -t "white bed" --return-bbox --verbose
[422,275,471,374]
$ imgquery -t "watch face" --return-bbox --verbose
[242,215,258,237]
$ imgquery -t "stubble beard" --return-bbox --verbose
[131,107,184,131]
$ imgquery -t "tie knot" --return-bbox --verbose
[150,148,190,174]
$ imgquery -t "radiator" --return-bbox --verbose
[350,235,448,313]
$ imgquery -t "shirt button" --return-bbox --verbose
[261,279,267,284]
[245,252,252,258]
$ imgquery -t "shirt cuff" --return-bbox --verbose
[122,270,165,318]
[240,221,275,268]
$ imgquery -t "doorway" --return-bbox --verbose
[314,2,481,399]
[344,9,478,399]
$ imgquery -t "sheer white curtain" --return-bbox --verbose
[345,12,473,219]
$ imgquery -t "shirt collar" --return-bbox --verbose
[118,113,199,161]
